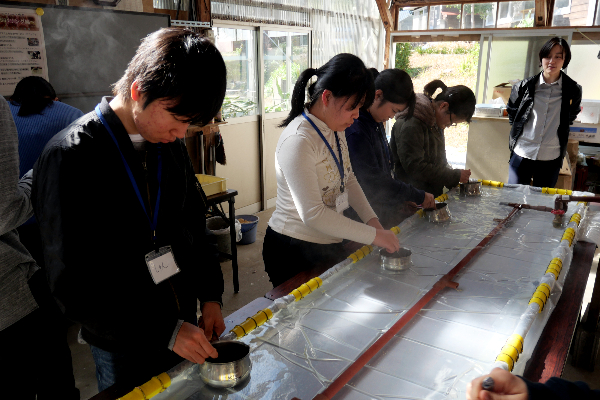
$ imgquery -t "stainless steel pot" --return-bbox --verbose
[380,247,412,271]
[426,202,451,223]
[199,341,251,388]
[459,181,482,196]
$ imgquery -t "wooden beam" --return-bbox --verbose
[375,0,394,30]
[573,31,600,40]
[392,4,400,30]
[197,0,211,23]
[392,33,481,42]
[384,29,391,68]
[534,0,547,26]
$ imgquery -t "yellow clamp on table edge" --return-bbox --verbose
[546,266,561,280]
[536,283,551,298]
[529,296,545,312]
[532,290,548,304]
[231,307,275,338]
[550,258,563,268]
[348,253,359,263]
[481,180,504,187]
[360,245,373,255]
[495,353,515,371]
[507,334,524,354]
[500,344,520,364]
[417,209,425,218]
[390,226,401,235]
[119,373,171,400]
[290,277,323,302]
[542,187,573,195]
[354,249,365,260]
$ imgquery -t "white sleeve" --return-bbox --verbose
[277,134,376,245]
[346,171,378,224]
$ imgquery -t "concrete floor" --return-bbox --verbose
[69,208,600,398]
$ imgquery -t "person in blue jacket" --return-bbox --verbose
[10,76,84,270]
[345,68,435,229]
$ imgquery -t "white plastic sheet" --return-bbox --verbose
[153,186,593,399]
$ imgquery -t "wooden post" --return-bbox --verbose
[197,0,210,23]
[376,0,394,69]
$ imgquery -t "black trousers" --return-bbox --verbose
[508,153,563,189]
[262,227,346,288]
[0,271,79,400]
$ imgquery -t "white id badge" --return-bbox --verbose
[336,192,349,213]
[145,246,181,284]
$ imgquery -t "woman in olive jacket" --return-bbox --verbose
[390,80,476,197]
[507,37,582,188]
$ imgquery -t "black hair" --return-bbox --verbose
[369,68,416,119]
[10,76,56,116]
[113,27,226,126]
[424,80,476,123]
[539,37,571,69]
[279,53,375,128]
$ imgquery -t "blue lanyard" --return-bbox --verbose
[302,111,345,192]
[95,105,162,243]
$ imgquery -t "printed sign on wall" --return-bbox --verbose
[0,8,48,96]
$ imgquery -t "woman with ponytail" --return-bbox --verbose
[345,68,435,229]
[263,54,401,288]
[390,79,475,197]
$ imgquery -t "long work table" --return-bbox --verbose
[92,185,599,399]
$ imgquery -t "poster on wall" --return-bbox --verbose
[0,8,48,97]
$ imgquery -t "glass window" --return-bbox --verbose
[214,28,258,119]
[552,0,596,26]
[263,30,309,113]
[429,4,462,29]
[496,1,535,28]
[462,3,497,28]
[568,43,600,100]
[397,7,428,30]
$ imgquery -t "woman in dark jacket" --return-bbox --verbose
[390,80,476,197]
[345,68,435,229]
[507,37,582,188]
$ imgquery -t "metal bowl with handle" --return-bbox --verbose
[425,202,451,223]
[380,247,412,271]
[459,180,482,196]
[199,341,251,388]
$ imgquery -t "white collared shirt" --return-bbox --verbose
[514,74,563,161]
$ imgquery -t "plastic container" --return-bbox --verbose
[206,217,242,260]
[196,174,227,196]
[237,214,260,245]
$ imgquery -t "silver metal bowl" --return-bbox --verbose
[459,181,482,196]
[199,341,251,388]
[426,202,451,223]
[380,247,412,271]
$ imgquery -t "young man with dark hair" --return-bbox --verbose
[32,27,228,392]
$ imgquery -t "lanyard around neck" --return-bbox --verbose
[95,105,162,244]
[302,111,345,192]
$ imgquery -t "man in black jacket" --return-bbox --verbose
[32,28,227,392]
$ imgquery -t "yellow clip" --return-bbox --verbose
[532,290,548,303]
[360,245,372,255]
[417,209,425,218]
[500,344,519,363]
[495,353,515,371]
[507,334,524,353]
[119,372,171,400]
[355,249,365,260]
[536,283,551,298]
[529,296,545,312]
[390,226,401,235]
[348,253,359,263]
[550,258,563,268]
